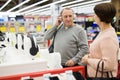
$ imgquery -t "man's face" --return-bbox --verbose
[61,9,74,27]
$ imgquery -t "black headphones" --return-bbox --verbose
[0,31,5,41]
[21,34,24,50]
[7,38,9,42]
[29,36,39,56]
[15,34,18,49]
[15,34,24,50]
[0,36,5,41]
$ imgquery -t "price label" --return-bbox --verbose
[46,25,52,30]
[9,27,16,32]
[18,26,25,32]
[36,25,41,32]
[0,26,6,32]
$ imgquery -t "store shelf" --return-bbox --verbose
[0,66,85,80]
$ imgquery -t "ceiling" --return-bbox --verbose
[0,0,53,11]
[0,0,111,15]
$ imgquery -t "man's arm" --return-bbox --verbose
[72,29,89,64]
[44,26,57,40]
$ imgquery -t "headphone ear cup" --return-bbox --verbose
[21,34,24,50]
[22,45,24,50]
[30,45,38,56]
[15,34,18,49]
[7,38,9,42]
[30,37,38,56]
[0,36,5,41]
[15,44,18,49]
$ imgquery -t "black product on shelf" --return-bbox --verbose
[29,36,39,56]
[85,21,93,30]
[0,31,5,41]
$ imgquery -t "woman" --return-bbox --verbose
[82,3,119,77]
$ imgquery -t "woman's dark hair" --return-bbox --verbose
[94,3,116,23]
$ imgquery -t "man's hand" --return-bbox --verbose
[54,16,62,27]
[81,55,89,64]
[65,59,75,66]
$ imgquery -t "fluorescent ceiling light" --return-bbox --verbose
[16,0,48,13]
[61,0,84,6]
[21,0,66,14]
[25,10,50,16]
[26,8,50,15]
[21,5,49,15]
[0,0,12,11]
[80,0,111,8]
[63,0,102,8]
[7,0,30,12]
[32,10,51,15]
[25,0,111,15]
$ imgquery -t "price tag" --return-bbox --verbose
[18,26,25,32]
[88,17,94,22]
[9,27,16,32]
[0,26,6,32]
[36,25,41,32]
[46,25,52,30]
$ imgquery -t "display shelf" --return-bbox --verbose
[0,66,85,80]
